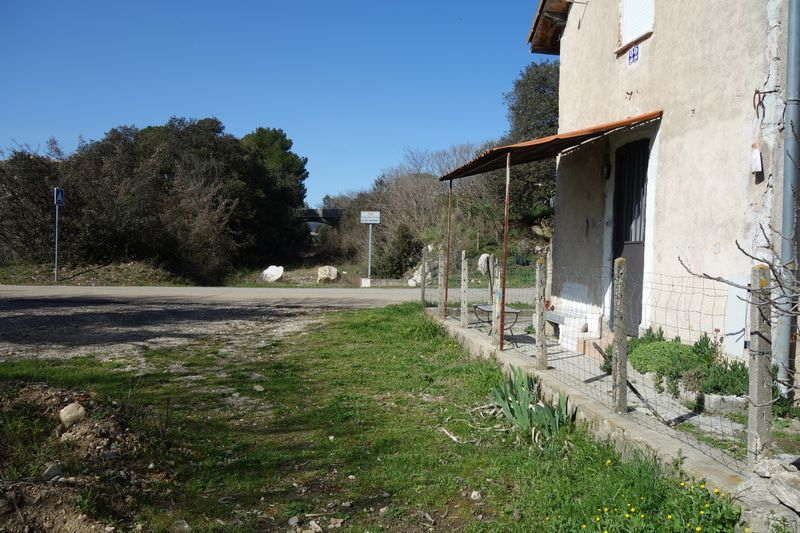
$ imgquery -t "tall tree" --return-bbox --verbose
[241,128,308,207]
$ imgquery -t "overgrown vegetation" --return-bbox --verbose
[0,303,741,531]
[625,329,749,397]
[0,119,309,284]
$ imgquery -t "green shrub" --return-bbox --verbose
[628,332,749,399]
[689,360,749,397]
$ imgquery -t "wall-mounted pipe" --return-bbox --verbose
[775,0,800,394]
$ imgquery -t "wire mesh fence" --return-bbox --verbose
[426,250,775,474]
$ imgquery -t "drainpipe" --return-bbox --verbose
[775,0,800,395]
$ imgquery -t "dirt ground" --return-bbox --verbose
[0,292,376,362]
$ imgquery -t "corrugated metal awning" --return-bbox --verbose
[439,111,663,181]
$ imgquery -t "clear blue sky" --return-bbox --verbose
[1,1,544,206]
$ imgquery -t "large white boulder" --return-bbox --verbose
[59,402,86,428]
[477,253,493,275]
[317,266,338,283]
[261,266,284,282]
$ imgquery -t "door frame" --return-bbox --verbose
[601,125,660,335]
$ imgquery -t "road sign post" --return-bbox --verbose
[53,187,64,282]
[360,211,381,284]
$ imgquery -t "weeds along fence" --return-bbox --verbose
[423,249,778,475]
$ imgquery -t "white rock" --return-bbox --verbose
[170,520,191,532]
[755,459,784,478]
[253,385,265,392]
[470,490,482,501]
[769,472,800,513]
[59,402,86,428]
[308,520,323,532]
[317,266,338,283]
[288,516,300,526]
[260,266,284,282]
[42,463,64,480]
[379,506,389,515]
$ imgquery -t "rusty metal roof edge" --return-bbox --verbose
[439,110,663,181]
[527,0,571,54]
[526,0,548,45]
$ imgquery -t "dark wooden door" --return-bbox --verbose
[613,139,649,336]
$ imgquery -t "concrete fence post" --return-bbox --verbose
[420,247,428,306]
[535,258,548,370]
[438,249,446,317]
[613,257,628,414]
[460,250,468,327]
[748,265,773,464]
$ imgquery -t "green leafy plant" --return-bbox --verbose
[491,367,577,444]
[600,344,613,375]
[492,367,540,437]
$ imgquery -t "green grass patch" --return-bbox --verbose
[0,303,740,531]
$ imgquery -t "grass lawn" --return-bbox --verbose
[0,303,740,532]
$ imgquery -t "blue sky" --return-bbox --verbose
[1,1,544,206]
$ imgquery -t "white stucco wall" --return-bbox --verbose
[551,0,786,356]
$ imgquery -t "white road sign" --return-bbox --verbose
[360,211,380,224]
[53,187,64,206]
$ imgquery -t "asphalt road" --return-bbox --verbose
[0,285,423,308]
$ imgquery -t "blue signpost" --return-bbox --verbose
[53,187,64,282]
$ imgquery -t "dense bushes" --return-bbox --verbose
[0,118,309,283]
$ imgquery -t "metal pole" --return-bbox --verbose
[775,0,800,395]
[54,203,60,283]
[420,246,428,305]
[367,223,373,279]
[499,153,511,351]
[443,180,453,318]
[460,250,468,327]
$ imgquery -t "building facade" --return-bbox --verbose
[530,0,788,357]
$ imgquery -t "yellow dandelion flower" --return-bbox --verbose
[680,482,686,487]
[696,527,702,532]
[713,488,720,494]
[606,459,612,465]
[603,507,609,513]
[699,484,705,489]
[640,514,645,519]
[625,514,630,519]
[631,507,636,512]
[704,503,710,508]
[581,526,587,529]
[667,515,673,520]
[700,511,705,515]
[595,517,600,522]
